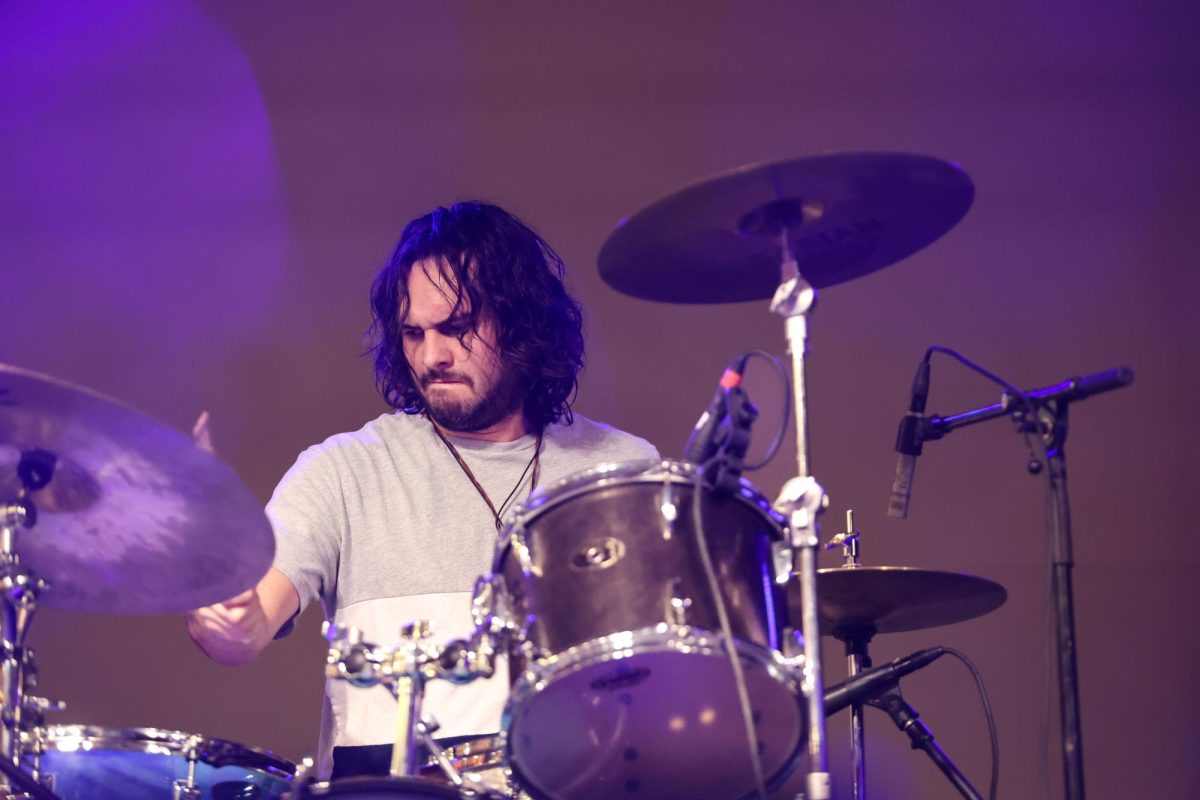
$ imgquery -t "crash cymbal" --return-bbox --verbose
[787,566,1007,636]
[598,152,973,303]
[0,364,273,614]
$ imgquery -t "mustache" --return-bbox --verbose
[420,369,473,389]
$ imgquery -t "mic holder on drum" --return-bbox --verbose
[700,385,758,496]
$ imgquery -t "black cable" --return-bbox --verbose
[689,463,768,799]
[941,647,999,800]
[742,349,790,471]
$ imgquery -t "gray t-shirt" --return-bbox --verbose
[268,410,658,776]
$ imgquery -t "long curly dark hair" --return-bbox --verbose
[369,201,584,429]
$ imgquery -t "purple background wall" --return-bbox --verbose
[2,2,1197,797]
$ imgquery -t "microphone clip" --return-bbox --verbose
[700,386,758,495]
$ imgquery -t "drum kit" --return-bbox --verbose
[2,152,1113,799]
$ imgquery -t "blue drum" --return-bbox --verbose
[25,725,295,799]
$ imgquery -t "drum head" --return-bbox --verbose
[506,635,804,800]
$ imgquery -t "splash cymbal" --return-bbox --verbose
[787,566,1007,636]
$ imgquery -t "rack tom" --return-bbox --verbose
[486,460,805,800]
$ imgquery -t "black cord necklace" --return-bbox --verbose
[432,422,543,532]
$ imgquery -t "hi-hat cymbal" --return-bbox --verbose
[598,152,974,303]
[787,566,1007,636]
[0,364,273,614]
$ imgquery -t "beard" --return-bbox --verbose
[420,362,528,433]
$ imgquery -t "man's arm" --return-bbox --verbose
[186,566,300,667]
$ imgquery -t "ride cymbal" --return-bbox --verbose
[599,152,973,303]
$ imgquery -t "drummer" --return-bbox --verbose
[186,201,658,780]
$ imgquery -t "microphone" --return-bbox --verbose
[684,354,750,464]
[823,647,947,716]
[886,357,931,519]
[1032,365,1134,404]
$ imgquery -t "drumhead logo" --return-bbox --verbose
[590,666,651,692]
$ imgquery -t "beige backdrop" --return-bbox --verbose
[2,1,1197,798]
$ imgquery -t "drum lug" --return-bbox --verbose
[515,637,543,663]
[472,574,526,653]
[470,575,505,635]
[171,780,201,800]
[667,578,693,626]
[782,627,807,660]
[292,756,316,784]
[772,541,794,585]
[658,479,678,540]
[172,735,204,800]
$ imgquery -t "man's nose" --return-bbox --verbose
[421,331,455,370]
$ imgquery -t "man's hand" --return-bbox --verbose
[185,568,300,667]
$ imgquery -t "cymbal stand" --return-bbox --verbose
[770,229,832,800]
[0,519,59,800]
[825,512,868,800]
[824,515,984,800]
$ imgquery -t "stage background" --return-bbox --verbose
[2,2,1197,797]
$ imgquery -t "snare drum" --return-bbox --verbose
[25,725,295,799]
[418,736,526,799]
[488,460,805,800]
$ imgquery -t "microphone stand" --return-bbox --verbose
[914,366,1132,800]
[867,690,983,800]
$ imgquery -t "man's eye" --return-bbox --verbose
[401,328,423,341]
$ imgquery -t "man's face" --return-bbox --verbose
[401,260,526,436]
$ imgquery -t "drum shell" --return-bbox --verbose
[496,463,786,662]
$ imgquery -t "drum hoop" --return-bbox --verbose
[27,724,296,777]
[303,775,505,797]
[493,459,786,572]
[504,625,801,706]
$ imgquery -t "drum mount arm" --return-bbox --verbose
[323,619,499,783]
